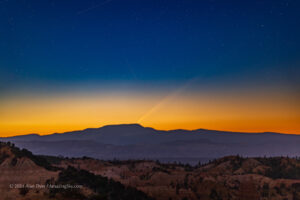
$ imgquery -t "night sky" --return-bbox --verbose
[1,0,300,135]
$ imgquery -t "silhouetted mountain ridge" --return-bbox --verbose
[1,124,299,164]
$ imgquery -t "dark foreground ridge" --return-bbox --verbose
[1,142,300,200]
[0,142,153,200]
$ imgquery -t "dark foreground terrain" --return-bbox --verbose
[0,142,300,200]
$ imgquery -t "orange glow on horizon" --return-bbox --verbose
[0,89,299,136]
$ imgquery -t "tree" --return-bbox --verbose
[19,187,29,196]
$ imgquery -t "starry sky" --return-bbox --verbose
[0,0,300,136]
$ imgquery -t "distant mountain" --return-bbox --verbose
[1,124,300,164]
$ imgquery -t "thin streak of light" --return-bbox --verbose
[77,0,113,15]
[137,77,198,123]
